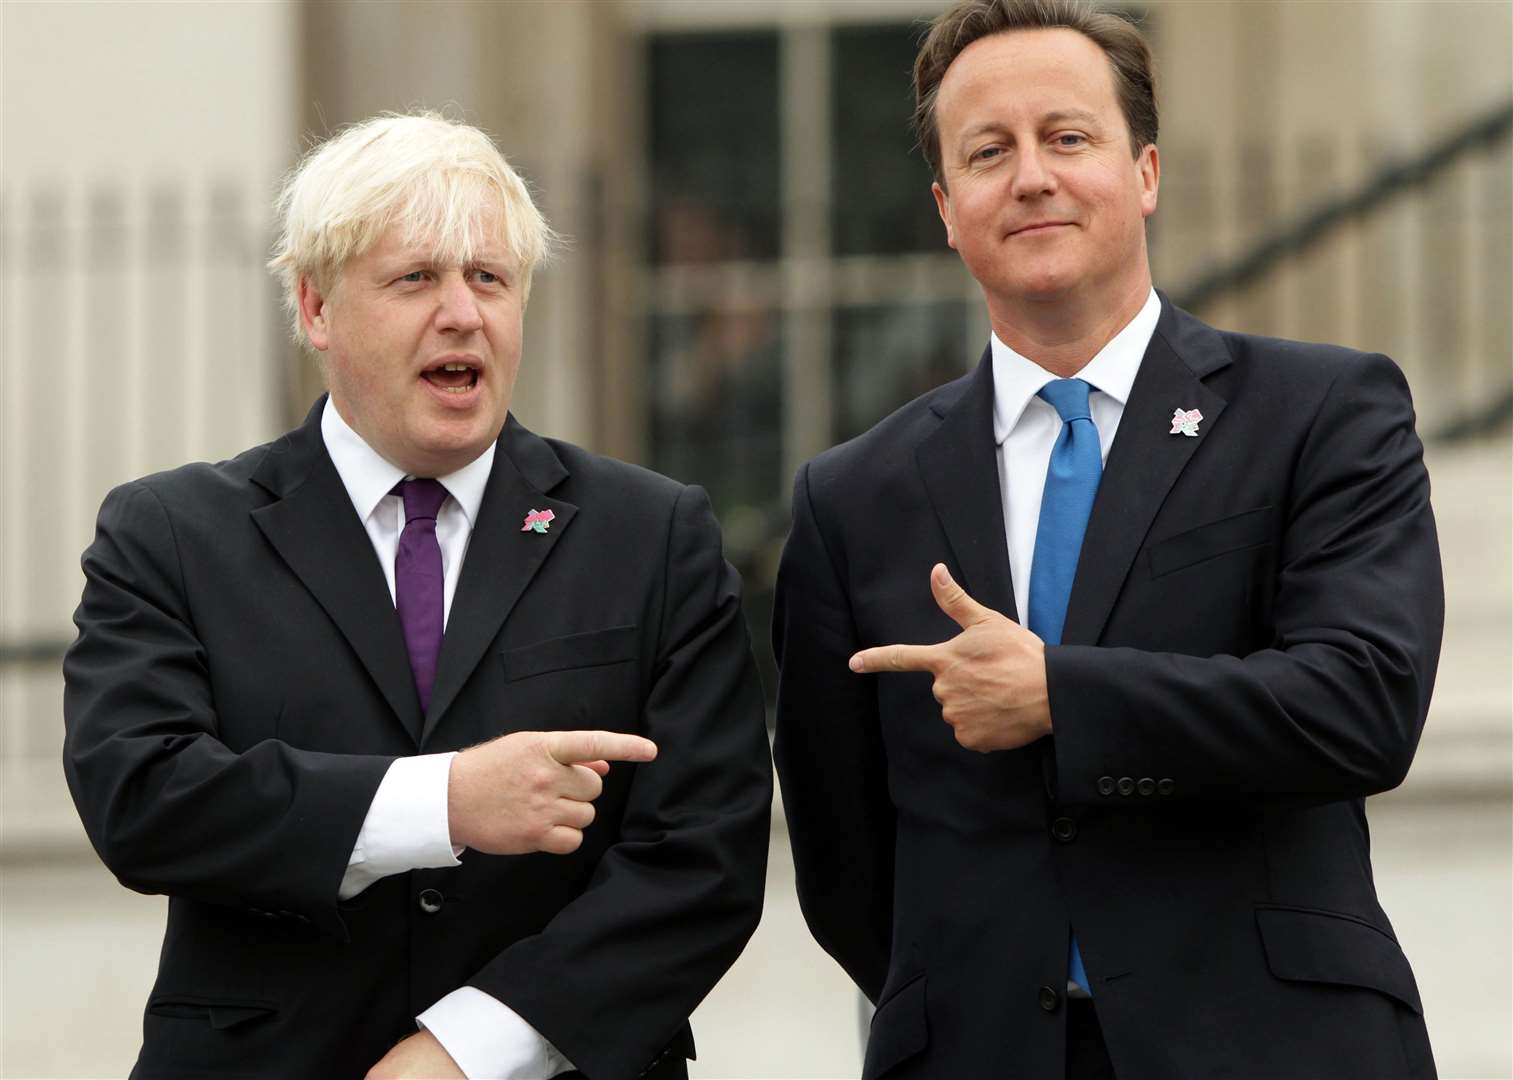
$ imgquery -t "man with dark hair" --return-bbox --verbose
[773,2,1442,1077]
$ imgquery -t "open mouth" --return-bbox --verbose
[421,361,480,394]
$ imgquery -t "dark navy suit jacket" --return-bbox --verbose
[774,296,1441,1079]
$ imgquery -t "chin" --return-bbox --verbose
[1009,273,1080,302]
[408,426,496,471]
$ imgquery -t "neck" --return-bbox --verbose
[987,272,1152,378]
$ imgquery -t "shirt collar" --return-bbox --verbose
[991,287,1161,445]
[320,396,496,527]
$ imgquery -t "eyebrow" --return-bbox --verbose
[378,250,511,270]
[957,108,1102,144]
[1041,108,1100,126]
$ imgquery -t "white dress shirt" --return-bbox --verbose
[990,288,1160,624]
[322,399,574,1079]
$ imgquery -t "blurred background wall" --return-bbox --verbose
[2,1,1509,1076]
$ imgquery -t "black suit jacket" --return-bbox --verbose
[63,400,772,1080]
[773,297,1442,1080]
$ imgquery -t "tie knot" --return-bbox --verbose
[395,478,448,522]
[1037,378,1093,423]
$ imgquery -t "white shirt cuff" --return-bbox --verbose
[419,986,576,1080]
[339,752,462,901]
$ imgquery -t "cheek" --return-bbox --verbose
[323,354,362,401]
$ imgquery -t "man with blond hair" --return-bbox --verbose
[774,1,1441,1077]
[64,112,771,1080]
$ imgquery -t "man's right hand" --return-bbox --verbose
[446,731,658,855]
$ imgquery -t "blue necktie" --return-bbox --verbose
[1026,378,1101,994]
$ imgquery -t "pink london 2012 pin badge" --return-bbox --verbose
[1169,408,1203,437]
[521,508,556,534]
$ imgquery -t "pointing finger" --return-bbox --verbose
[546,731,658,766]
[930,563,994,629]
[849,643,940,674]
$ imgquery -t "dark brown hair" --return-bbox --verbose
[913,0,1158,183]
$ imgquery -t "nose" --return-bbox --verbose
[1009,145,1056,200]
[435,273,483,333]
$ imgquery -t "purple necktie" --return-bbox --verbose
[393,478,448,713]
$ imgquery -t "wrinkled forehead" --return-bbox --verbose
[393,205,515,265]
[344,194,520,276]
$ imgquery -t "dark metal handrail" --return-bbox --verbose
[0,639,72,667]
[1171,99,1513,314]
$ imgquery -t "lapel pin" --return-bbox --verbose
[521,508,556,534]
[1169,408,1203,437]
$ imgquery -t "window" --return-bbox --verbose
[638,15,985,703]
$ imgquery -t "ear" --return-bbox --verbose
[297,274,332,351]
[1138,143,1160,219]
[932,180,957,250]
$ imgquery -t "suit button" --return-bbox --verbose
[1157,778,1175,796]
[1050,817,1078,842]
[1116,777,1135,796]
[1096,776,1116,796]
[1038,984,1062,1012]
[417,888,444,915]
[1136,777,1156,796]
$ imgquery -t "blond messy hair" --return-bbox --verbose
[267,111,556,344]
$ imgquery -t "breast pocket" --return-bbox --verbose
[501,625,640,680]
[494,626,643,734]
[1122,506,1278,654]
[1147,505,1276,579]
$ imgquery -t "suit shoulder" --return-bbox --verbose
[1214,327,1401,389]
[541,437,686,504]
[804,371,970,489]
[110,435,281,512]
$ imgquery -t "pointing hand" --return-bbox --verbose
[448,730,658,854]
[849,564,1052,752]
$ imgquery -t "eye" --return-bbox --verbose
[971,145,1004,163]
[397,270,426,283]
[473,269,501,285]
[1054,133,1087,148]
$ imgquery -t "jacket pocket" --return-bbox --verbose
[1255,905,1423,1014]
[500,625,639,681]
[862,971,928,1079]
[634,1024,696,1078]
[1148,506,1275,578]
[147,994,278,1030]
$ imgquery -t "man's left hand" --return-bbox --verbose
[849,563,1052,752]
[366,1030,466,1080]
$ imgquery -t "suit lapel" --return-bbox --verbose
[1061,297,1232,646]
[250,400,424,744]
[915,350,1018,622]
[424,416,576,742]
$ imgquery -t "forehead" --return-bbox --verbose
[936,28,1121,129]
[357,214,514,268]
